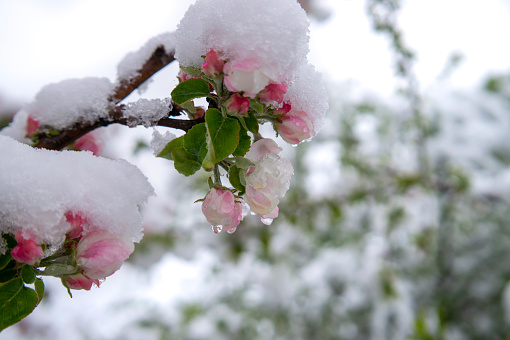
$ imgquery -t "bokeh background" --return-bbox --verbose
[2,0,510,339]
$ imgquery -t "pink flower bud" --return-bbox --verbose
[11,232,44,265]
[201,188,243,233]
[274,102,292,115]
[261,206,279,225]
[73,132,103,156]
[202,50,224,77]
[193,106,206,119]
[178,70,196,82]
[65,211,87,240]
[225,94,250,115]
[258,83,287,105]
[64,273,100,290]
[76,231,134,280]
[26,116,40,137]
[276,109,315,144]
[245,138,282,163]
[224,59,272,98]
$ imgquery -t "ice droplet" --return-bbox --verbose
[226,227,237,234]
[212,225,223,234]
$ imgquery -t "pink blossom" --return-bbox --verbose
[201,188,243,233]
[226,94,250,115]
[65,211,87,240]
[245,138,282,163]
[258,83,287,105]
[73,132,103,156]
[177,70,196,82]
[11,232,44,265]
[274,102,292,115]
[26,116,40,136]
[76,231,134,280]
[243,139,293,216]
[64,273,100,290]
[193,106,206,119]
[261,206,279,225]
[224,59,272,98]
[276,109,315,144]
[202,50,224,77]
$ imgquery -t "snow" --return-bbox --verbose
[117,32,176,81]
[174,0,310,83]
[122,97,172,127]
[0,135,154,244]
[285,62,329,134]
[28,77,113,129]
[150,128,176,155]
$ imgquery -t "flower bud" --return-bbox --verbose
[76,231,134,280]
[201,188,243,233]
[276,109,315,144]
[26,116,40,137]
[11,232,44,265]
[64,273,100,290]
[73,132,103,156]
[243,139,293,216]
[224,59,272,98]
[258,83,287,105]
[225,94,250,115]
[202,50,224,77]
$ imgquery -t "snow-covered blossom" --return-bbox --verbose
[224,59,274,98]
[73,132,104,156]
[225,94,250,115]
[259,83,287,105]
[243,139,293,217]
[26,116,40,137]
[65,211,88,240]
[175,0,309,82]
[76,231,135,280]
[64,273,100,291]
[275,107,315,144]
[11,232,44,265]
[202,50,224,77]
[201,188,243,233]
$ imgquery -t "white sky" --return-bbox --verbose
[1,0,509,103]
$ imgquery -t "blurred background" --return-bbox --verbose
[2,0,510,339]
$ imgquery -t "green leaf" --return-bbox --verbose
[41,263,77,277]
[249,99,265,114]
[233,128,251,157]
[202,108,241,170]
[180,66,203,77]
[183,123,208,161]
[171,123,209,177]
[171,79,211,105]
[228,166,245,194]
[157,136,184,160]
[0,269,16,283]
[245,112,259,134]
[0,278,39,331]
[34,279,44,303]
[226,157,255,169]
[21,266,35,284]
[0,254,12,271]
[172,148,203,176]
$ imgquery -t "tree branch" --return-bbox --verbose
[33,44,193,151]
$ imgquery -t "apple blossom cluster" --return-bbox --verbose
[157,0,328,233]
[0,135,153,295]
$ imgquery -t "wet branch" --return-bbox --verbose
[34,44,193,151]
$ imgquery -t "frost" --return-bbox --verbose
[0,135,154,245]
[285,62,329,134]
[28,77,114,129]
[117,32,176,81]
[150,129,176,155]
[175,0,310,82]
[123,98,172,127]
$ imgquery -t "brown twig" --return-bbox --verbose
[34,44,188,151]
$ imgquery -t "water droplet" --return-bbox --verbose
[227,227,237,234]
[212,225,223,234]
